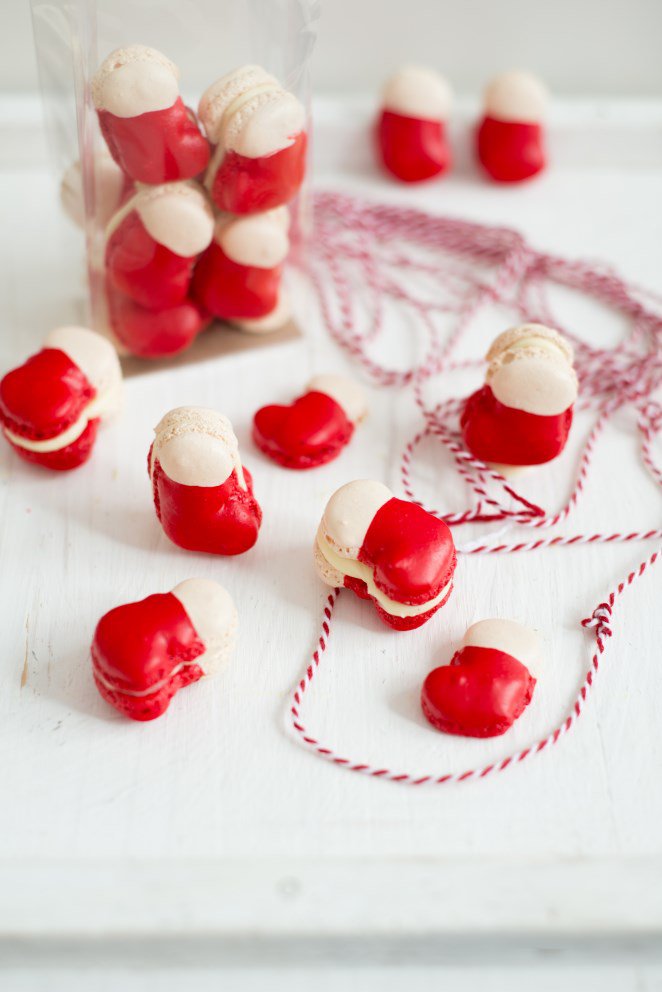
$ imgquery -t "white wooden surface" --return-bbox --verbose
[0,99,661,980]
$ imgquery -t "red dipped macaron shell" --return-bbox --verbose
[0,326,122,471]
[460,323,578,470]
[377,66,452,182]
[191,207,289,321]
[199,66,306,214]
[253,374,367,469]
[105,182,214,310]
[476,70,548,182]
[92,578,237,721]
[315,480,457,630]
[106,285,211,358]
[421,618,540,737]
[149,406,262,555]
[93,46,210,184]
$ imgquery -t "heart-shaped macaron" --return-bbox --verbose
[91,578,237,721]
[253,375,366,469]
[421,619,540,737]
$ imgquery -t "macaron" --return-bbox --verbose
[60,149,130,231]
[314,480,457,630]
[105,286,211,358]
[476,70,548,182]
[421,618,539,737]
[191,207,289,321]
[253,374,367,469]
[91,578,238,721]
[0,326,122,471]
[199,65,306,214]
[149,406,262,555]
[376,65,452,182]
[460,323,578,468]
[105,181,214,310]
[92,45,210,184]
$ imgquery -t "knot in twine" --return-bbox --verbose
[582,601,613,640]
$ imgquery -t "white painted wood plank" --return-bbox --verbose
[0,103,660,945]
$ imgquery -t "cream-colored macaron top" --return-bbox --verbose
[462,618,543,676]
[92,45,180,117]
[382,65,452,121]
[106,182,214,258]
[483,70,548,124]
[172,578,238,677]
[45,326,122,402]
[60,151,127,230]
[151,407,246,489]
[485,323,578,416]
[198,65,278,143]
[308,374,368,425]
[321,480,392,559]
[214,207,290,268]
[223,87,305,158]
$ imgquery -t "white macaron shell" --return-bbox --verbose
[483,70,548,124]
[157,433,235,487]
[227,91,305,158]
[490,355,578,416]
[93,46,180,117]
[198,66,277,143]
[462,618,542,676]
[307,374,367,425]
[152,406,245,488]
[322,479,392,558]
[136,184,214,257]
[216,212,290,268]
[45,326,122,399]
[382,66,452,121]
[172,578,238,677]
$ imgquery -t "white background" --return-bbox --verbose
[3,0,662,97]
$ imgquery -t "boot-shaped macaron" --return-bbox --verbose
[314,480,457,630]
[191,207,289,321]
[60,148,131,231]
[106,286,211,359]
[149,406,262,555]
[460,324,578,470]
[477,70,548,182]
[376,65,452,182]
[92,578,237,721]
[93,45,210,184]
[105,182,214,310]
[199,65,306,214]
[253,374,367,469]
[422,618,539,737]
[0,326,122,471]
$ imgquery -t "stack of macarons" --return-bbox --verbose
[87,46,307,358]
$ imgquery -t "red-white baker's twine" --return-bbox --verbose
[286,191,662,785]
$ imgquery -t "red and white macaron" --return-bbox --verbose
[199,65,306,215]
[92,45,210,184]
[105,181,214,310]
[0,326,122,471]
[421,618,540,737]
[149,406,262,555]
[106,288,211,359]
[60,149,131,231]
[376,65,453,182]
[91,578,238,721]
[253,374,367,469]
[314,480,457,630]
[460,323,578,471]
[191,207,289,324]
[476,70,548,182]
